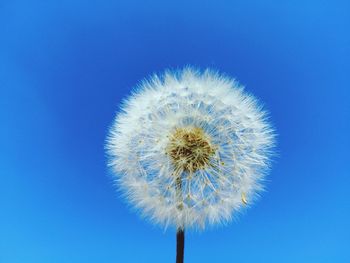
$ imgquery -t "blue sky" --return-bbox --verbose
[1,0,349,262]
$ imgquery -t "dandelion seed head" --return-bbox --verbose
[106,67,275,230]
[166,127,216,173]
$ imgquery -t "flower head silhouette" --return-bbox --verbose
[106,67,275,262]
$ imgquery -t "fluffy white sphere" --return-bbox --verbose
[106,68,275,229]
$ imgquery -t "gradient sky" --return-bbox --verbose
[1,0,349,262]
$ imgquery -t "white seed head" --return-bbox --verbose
[106,67,275,230]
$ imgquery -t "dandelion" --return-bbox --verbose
[106,67,275,263]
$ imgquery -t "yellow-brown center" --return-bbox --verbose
[166,127,216,173]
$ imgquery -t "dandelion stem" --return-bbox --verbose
[175,172,185,263]
[176,228,185,263]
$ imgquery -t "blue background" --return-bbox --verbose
[1,0,349,262]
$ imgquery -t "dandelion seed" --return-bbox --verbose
[106,67,275,263]
[242,192,248,205]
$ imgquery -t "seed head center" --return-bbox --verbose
[166,127,216,172]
